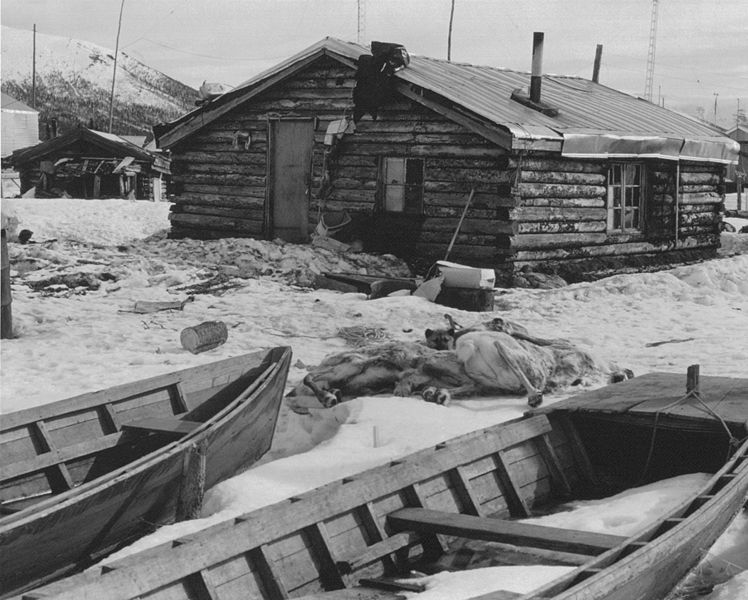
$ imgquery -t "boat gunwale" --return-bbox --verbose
[511,436,748,600]
[0,347,292,531]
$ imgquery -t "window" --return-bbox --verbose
[607,164,643,232]
[382,157,424,213]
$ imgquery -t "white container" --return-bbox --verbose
[436,260,495,289]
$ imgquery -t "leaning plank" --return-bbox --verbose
[121,418,203,437]
[294,588,405,600]
[387,508,626,556]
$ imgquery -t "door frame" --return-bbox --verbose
[265,116,316,240]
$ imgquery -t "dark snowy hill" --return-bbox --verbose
[1,26,197,137]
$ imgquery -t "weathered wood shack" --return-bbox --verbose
[10,127,170,201]
[154,38,739,283]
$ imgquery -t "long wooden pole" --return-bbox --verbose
[444,187,475,260]
[592,44,602,83]
[32,24,36,109]
[108,0,125,133]
[447,0,455,61]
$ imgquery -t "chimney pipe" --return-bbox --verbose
[530,32,544,103]
[592,44,603,83]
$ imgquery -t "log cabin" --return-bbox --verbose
[153,37,739,284]
[10,126,171,201]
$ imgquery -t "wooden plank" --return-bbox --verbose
[252,543,291,600]
[450,465,484,516]
[536,435,572,497]
[387,508,626,556]
[406,482,446,558]
[344,532,419,572]
[295,588,404,600]
[101,403,121,432]
[33,421,74,491]
[355,503,397,572]
[0,433,122,481]
[494,449,531,517]
[305,522,347,589]
[121,418,203,437]
[358,577,425,593]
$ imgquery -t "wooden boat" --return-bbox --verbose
[0,346,292,598]
[8,370,748,600]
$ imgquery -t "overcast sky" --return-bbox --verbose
[2,0,746,126]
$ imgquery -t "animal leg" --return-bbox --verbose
[302,374,341,408]
[492,342,544,407]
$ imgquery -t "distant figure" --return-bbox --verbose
[18,230,33,245]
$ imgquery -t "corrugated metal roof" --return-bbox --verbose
[157,37,737,162]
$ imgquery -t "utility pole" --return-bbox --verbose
[644,0,659,101]
[108,0,125,133]
[738,98,743,210]
[32,24,36,109]
[447,0,455,61]
[713,92,719,125]
[357,0,365,44]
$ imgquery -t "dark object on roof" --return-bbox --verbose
[352,41,410,122]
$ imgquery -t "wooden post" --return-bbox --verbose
[1,229,12,339]
[686,364,700,395]
[176,440,207,521]
[592,44,603,83]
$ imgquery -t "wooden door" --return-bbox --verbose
[268,119,315,242]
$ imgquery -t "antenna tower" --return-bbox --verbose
[357,0,365,44]
[644,0,659,102]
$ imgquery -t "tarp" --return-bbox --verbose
[561,131,739,164]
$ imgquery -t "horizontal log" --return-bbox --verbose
[427,157,508,170]
[510,207,607,222]
[423,205,507,219]
[172,174,266,186]
[179,183,266,197]
[512,235,719,261]
[419,217,515,236]
[171,204,265,220]
[507,158,605,174]
[173,192,266,208]
[330,177,377,190]
[426,167,513,184]
[520,171,607,186]
[412,242,513,261]
[518,183,606,199]
[354,120,472,135]
[261,88,354,100]
[511,232,608,250]
[677,204,717,214]
[335,144,507,159]
[345,132,492,146]
[328,189,376,203]
[171,151,267,166]
[318,198,374,212]
[680,172,720,185]
[172,163,268,177]
[181,141,269,153]
[518,197,605,208]
[424,181,502,194]
[282,77,355,90]
[169,212,263,234]
[516,221,606,234]
[424,192,515,209]
[680,184,718,194]
[678,192,721,205]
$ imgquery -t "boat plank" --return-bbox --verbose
[295,589,405,600]
[0,433,123,481]
[0,353,259,430]
[387,508,627,555]
[121,418,203,437]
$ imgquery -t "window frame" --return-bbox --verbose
[607,163,645,234]
[380,157,424,214]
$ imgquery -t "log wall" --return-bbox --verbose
[167,55,726,283]
[510,158,724,282]
[167,56,515,276]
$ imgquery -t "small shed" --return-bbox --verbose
[1,93,39,159]
[10,127,171,201]
[725,125,748,184]
[154,38,738,283]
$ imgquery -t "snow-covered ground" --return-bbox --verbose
[1,197,746,599]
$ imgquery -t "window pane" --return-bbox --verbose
[610,165,621,185]
[385,158,405,185]
[613,209,621,229]
[613,186,621,207]
[405,158,424,185]
[385,185,404,211]
[625,163,638,185]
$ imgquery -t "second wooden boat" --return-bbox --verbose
[0,346,292,597]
